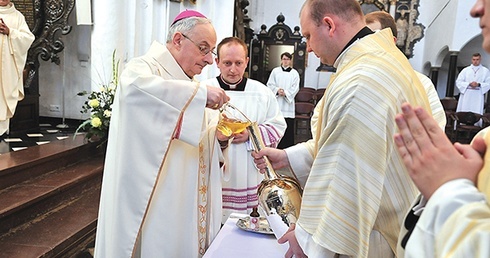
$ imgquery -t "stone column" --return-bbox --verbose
[446,52,459,97]
[430,67,439,89]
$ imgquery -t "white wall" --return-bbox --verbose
[38,0,233,120]
[413,0,481,70]
[416,0,488,98]
[38,9,91,121]
[38,0,489,119]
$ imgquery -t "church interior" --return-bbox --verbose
[0,0,487,257]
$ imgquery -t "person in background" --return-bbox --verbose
[456,52,490,125]
[0,0,35,136]
[252,0,432,257]
[364,11,449,257]
[94,10,230,258]
[393,0,490,256]
[365,10,446,130]
[203,36,286,224]
[267,52,300,149]
[364,11,452,257]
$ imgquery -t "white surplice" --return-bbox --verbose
[94,41,224,258]
[0,3,34,134]
[202,77,286,223]
[456,64,490,116]
[267,67,300,118]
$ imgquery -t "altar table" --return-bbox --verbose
[204,213,289,257]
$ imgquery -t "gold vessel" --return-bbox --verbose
[247,123,303,226]
[217,103,251,137]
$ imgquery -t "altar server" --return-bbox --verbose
[267,51,300,149]
[456,52,490,125]
[203,37,286,224]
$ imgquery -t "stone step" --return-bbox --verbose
[0,134,104,258]
[0,155,104,236]
[0,184,101,258]
[0,135,98,191]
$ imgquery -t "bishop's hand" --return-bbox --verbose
[206,86,229,109]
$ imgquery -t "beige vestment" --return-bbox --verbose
[287,29,431,257]
[0,3,34,134]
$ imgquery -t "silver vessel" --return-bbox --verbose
[247,122,303,226]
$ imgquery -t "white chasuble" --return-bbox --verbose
[436,202,490,257]
[94,41,224,258]
[0,3,34,134]
[286,29,431,258]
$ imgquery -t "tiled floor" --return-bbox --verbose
[0,118,82,155]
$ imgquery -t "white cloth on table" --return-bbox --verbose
[203,213,288,258]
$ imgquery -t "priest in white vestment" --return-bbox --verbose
[253,1,432,257]
[94,11,230,258]
[202,37,286,224]
[0,0,35,135]
[456,53,490,124]
[266,52,300,149]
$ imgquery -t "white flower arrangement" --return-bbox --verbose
[75,50,119,145]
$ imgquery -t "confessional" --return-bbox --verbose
[10,0,74,132]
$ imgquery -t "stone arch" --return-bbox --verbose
[433,46,449,68]
[422,61,432,75]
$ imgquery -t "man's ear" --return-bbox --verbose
[172,32,183,48]
[323,16,336,36]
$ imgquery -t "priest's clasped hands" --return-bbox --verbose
[0,18,10,35]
